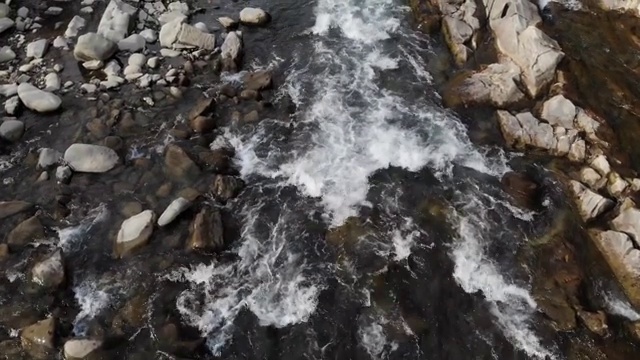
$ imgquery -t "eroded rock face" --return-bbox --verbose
[211,175,244,202]
[611,207,640,245]
[187,207,224,251]
[115,210,155,257]
[590,230,640,309]
[568,180,614,221]
[440,0,480,65]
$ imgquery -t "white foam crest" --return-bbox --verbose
[452,197,553,359]
[73,278,118,335]
[56,204,108,251]
[169,202,321,355]
[358,317,400,360]
[312,0,400,42]
[604,292,640,321]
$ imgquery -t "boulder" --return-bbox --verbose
[484,0,541,27]
[590,230,640,310]
[243,70,272,90]
[568,180,614,221]
[440,0,480,65]
[187,207,224,251]
[6,215,45,247]
[590,155,611,176]
[540,95,576,129]
[140,29,157,43]
[64,144,119,173]
[0,46,15,62]
[0,3,9,18]
[611,206,640,245]
[188,97,215,120]
[0,201,32,220]
[218,17,237,29]
[97,0,137,43]
[64,339,102,360]
[118,34,146,52]
[21,317,55,349]
[32,250,65,288]
[65,16,86,38]
[220,31,242,72]
[0,18,14,35]
[116,210,155,257]
[44,73,61,92]
[579,167,603,189]
[0,119,24,142]
[26,39,48,59]
[74,33,117,61]
[38,148,61,169]
[160,19,216,50]
[17,83,61,113]
[595,0,640,13]
[0,83,17,96]
[577,310,609,337]
[5,96,19,115]
[239,7,270,25]
[211,175,244,202]
[444,62,525,108]
[158,197,191,226]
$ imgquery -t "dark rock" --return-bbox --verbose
[190,116,215,133]
[0,200,32,220]
[164,144,201,181]
[169,128,191,139]
[0,340,25,358]
[0,243,8,259]
[103,135,124,150]
[220,84,236,98]
[120,201,142,218]
[243,70,272,91]
[240,89,260,100]
[211,175,244,202]
[6,215,45,247]
[243,110,259,123]
[188,97,214,120]
[198,149,231,172]
[577,310,609,337]
[187,207,224,251]
[501,172,539,209]
[112,294,147,331]
[86,118,110,138]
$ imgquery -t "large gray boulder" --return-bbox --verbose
[220,31,242,71]
[0,119,24,142]
[0,18,14,35]
[97,0,137,42]
[63,144,119,173]
[17,83,61,113]
[74,33,117,61]
[540,95,576,129]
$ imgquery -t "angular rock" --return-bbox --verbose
[501,171,538,209]
[607,172,628,198]
[64,339,102,360]
[243,70,272,91]
[0,46,15,62]
[21,317,55,349]
[612,206,640,245]
[541,95,576,129]
[38,148,61,169]
[64,144,119,173]
[74,33,117,61]
[188,97,214,120]
[187,207,224,251]
[0,83,17,96]
[128,53,146,68]
[17,83,61,113]
[6,215,44,246]
[497,110,553,150]
[440,0,480,65]
[44,73,61,92]
[0,200,32,220]
[160,19,216,50]
[577,310,609,337]
[579,167,602,189]
[190,116,215,133]
[211,175,244,202]
[140,29,157,43]
[567,139,586,162]
[218,17,237,29]
[590,155,611,176]
[45,7,63,16]
[221,31,242,72]
[32,250,65,287]
[239,7,270,25]
[118,34,146,52]
[568,180,614,221]
[158,197,191,226]
[4,96,19,115]
[56,165,72,183]
[26,39,48,59]
[97,0,137,43]
[0,18,14,35]
[590,229,640,310]
[0,3,9,18]
[116,210,155,257]
[164,144,200,180]
[65,16,86,38]
[0,119,24,142]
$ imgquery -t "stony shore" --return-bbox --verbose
[411,0,640,356]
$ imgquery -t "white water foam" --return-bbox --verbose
[56,204,108,251]
[359,321,398,359]
[73,278,118,335]
[604,292,640,321]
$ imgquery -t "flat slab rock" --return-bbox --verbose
[64,144,119,173]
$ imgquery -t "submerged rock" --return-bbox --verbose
[0,200,32,220]
[211,175,244,202]
[64,339,102,360]
[17,83,61,113]
[116,210,155,257]
[243,70,272,90]
[20,317,55,350]
[160,19,216,50]
[221,31,242,72]
[164,144,200,180]
[157,197,191,226]
[501,172,539,209]
[6,215,45,247]
[64,144,119,173]
[187,207,224,251]
[74,33,117,61]
[32,250,65,288]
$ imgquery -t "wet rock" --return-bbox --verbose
[0,18,14,35]
[577,310,609,337]
[540,95,576,129]
[243,70,272,90]
[568,180,614,221]
[190,116,215,133]
[0,46,15,62]
[158,197,191,226]
[567,139,586,162]
[74,33,117,62]
[98,0,137,43]
[501,172,538,209]
[211,175,244,202]
[6,215,45,247]
[590,155,611,176]
[579,167,603,189]
[115,210,155,258]
[243,110,259,123]
[118,34,146,52]
[65,16,86,38]
[26,39,48,59]
[160,20,216,50]
[240,89,259,100]
[221,31,242,71]
[147,56,159,69]
[56,165,72,183]
[218,17,237,29]
[611,206,640,244]
[17,83,61,113]
[0,200,32,220]
[188,97,215,120]
[239,7,270,26]
[187,207,224,251]
[5,96,19,115]
[64,339,102,360]
[199,149,231,172]
[21,317,55,350]
[444,62,525,108]
[164,144,200,180]
[0,83,17,96]
[64,144,119,173]
[590,229,640,310]
[32,250,65,288]
[0,119,24,142]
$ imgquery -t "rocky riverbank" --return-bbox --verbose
[411,0,640,356]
